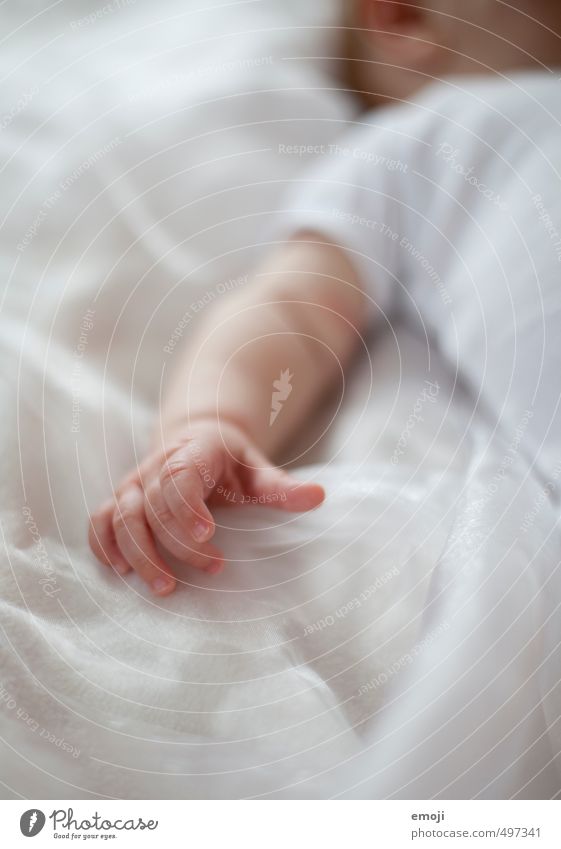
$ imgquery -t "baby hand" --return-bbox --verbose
[88,417,325,596]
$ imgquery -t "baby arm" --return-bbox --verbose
[88,235,367,595]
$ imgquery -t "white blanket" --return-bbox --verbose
[1,0,560,799]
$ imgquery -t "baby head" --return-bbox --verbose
[343,0,561,104]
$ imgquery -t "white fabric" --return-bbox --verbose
[0,1,560,800]
[285,71,561,482]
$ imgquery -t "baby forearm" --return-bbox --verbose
[161,302,336,457]
[158,238,366,458]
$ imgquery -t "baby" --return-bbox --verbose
[89,0,561,595]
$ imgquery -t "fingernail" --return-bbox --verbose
[206,560,224,575]
[193,521,210,542]
[151,576,174,594]
[114,562,129,575]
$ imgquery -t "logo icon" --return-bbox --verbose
[20,810,46,837]
[269,369,293,426]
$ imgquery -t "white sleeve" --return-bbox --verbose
[278,119,405,323]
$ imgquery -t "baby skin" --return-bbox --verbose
[89,238,364,594]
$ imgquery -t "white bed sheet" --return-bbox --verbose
[0,0,560,799]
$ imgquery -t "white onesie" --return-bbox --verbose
[285,70,561,480]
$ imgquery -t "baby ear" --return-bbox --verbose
[356,0,439,67]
